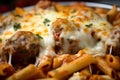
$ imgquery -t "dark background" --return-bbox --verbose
[0,0,120,13]
[0,0,39,13]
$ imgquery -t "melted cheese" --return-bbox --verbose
[0,4,119,57]
[1,9,61,45]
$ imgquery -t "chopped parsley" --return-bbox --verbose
[71,9,76,13]
[36,34,43,39]
[47,24,50,26]
[67,38,71,41]
[71,15,76,18]
[85,23,93,28]
[15,14,23,18]
[13,23,21,31]
[53,6,58,11]
[35,13,40,15]
[43,18,50,26]
[0,38,2,42]
[67,38,72,43]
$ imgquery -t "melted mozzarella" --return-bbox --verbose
[0,5,118,57]
[59,10,113,55]
[1,9,62,46]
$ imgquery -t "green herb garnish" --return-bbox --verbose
[85,23,93,28]
[67,38,72,43]
[36,34,43,39]
[71,15,76,18]
[15,14,23,18]
[13,23,21,31]
[43,18,50,26]
[67,38,71,41]
[47,24,50,26]
[35,13,40,15]
[53,6,58,11]
[0,38,2,42]
[71,9,76,13]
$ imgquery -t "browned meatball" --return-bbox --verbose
[1,31,40,69]
[52,18,64,54]
[52,18,81,54]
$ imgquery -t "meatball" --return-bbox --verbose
[52,18,80,54]
[1,31,40,69]
[52,18,69,54]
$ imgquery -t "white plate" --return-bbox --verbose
[58,2,120,10]
[3,2,120,15]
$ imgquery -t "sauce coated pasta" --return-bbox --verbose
[0,0,120,80]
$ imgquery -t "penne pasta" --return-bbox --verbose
[0,62,14,77]
[53,54,78,69]
[107,5,118,22]
[38,55,53,72]
[95,56,119,79]
[48,54,96,79]
[53,54,69,69]
[106,54,120,70]
[7,64,43,80]
[0,1,120,80]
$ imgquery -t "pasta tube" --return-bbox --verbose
[53,54,69,69]
[53,54,78,69]
[7,64,43,80]
[107,5,118,22]
[96,56,119,79]
[48,54,96,79]
[106,54,120,70]
[0,63,15,76]
[38,55,53,72]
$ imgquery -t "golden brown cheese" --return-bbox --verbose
[0,2,119,58]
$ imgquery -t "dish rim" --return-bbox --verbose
[3,2,120,15]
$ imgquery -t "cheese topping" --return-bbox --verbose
[0,3,119,57]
